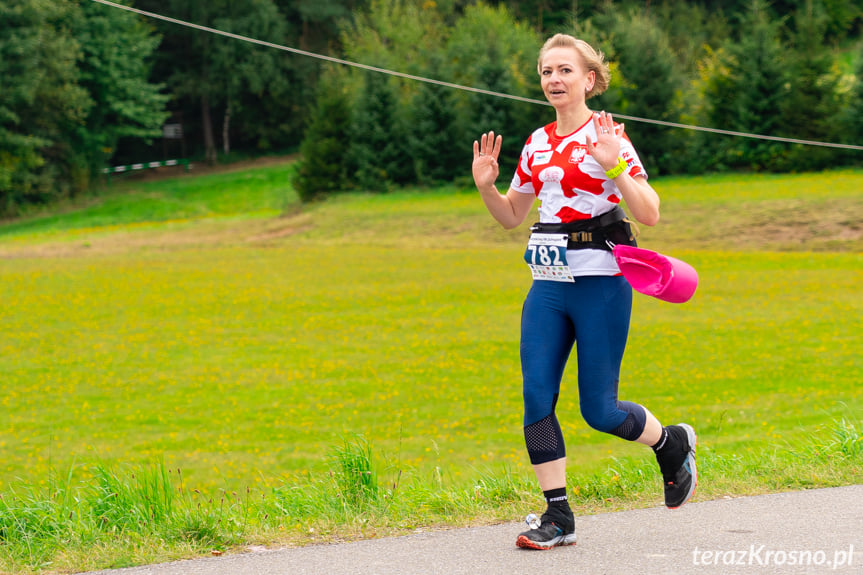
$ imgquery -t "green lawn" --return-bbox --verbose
[1,164,861,488]
[0,163,860,573]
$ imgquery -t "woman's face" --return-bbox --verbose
[539,47,595,110]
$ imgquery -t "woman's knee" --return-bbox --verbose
[582,400,646,440]
[523,389,559,427]
[582,407,622,434]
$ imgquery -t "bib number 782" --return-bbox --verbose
[523,233,574,282]
[526,244,564,266]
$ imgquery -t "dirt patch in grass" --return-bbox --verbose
[640,197,863,253]
[2,170,862,258]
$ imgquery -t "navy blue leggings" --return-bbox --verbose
[521,276,647,465]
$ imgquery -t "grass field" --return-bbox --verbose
[0,162,861,573]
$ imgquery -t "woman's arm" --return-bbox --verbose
[586,112,660,227]
[477,185,537,230]
[610,173,660,227]
[473,131,536,230]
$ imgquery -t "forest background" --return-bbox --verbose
[1,0,863,213]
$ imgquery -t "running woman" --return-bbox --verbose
[471,34,697,550]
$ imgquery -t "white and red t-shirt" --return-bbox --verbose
[510,117,647,276]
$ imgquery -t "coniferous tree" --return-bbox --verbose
[698,0,789,170]
[292,68,352,202]
[341,0,449,190]
[778,0,844,170]
[409,80,462,185]
[470,55,517,149]
[730,1,790,169]
[594,8,686,175]
[445,3,543,179]
[350,74,410,191]
[651,1,731,75]
[273,0,361,52]
[841,41,863,159]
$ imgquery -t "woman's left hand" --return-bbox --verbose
[585,111,623,171]
[587,111,660,226]
[472,131,502,191]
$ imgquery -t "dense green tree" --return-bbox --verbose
[209,0,290,156]
[650,1,731,74]
[1,0,172,213]
[841,41,863,153]
[344,0,446,75]
[445,3,543,177]
[591,8,687,174]
[294,0,543,198]
[697,0,790,170]
[0,2,103,212]
[292,67,353,202]
[267,0,364,151]
[0,0,90,214]
[403,51,470,184]
[134,0,291,163]
[292,0,438,198]
[772,0,862,41]
[71,1,169,178]
[143,1,219,162]
[408,62,463,184]
[818,0,863,41]
[344,0,454,189]
[776,0,845,170]
[274,0,362,52]
[350,74,411,191]
[499,0,631,34]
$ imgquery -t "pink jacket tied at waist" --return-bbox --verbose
[612,245,698,304]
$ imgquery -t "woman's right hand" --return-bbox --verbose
[472,131,503,191]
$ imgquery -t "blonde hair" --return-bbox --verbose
[537,34,610,99]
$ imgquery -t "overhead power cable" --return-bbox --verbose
[90,0,863,151]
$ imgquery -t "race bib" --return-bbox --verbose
[524,233,574,282]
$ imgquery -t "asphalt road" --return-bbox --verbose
[86,485,863,575]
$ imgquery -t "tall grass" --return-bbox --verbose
[328,435,380,511]
[0,463,242,572]
[0,420,860,574]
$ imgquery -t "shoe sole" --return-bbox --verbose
[516,533,578,550]
[667,423,697,510]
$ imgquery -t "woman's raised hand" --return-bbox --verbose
[585,111,623,171]
[472,131,503,191]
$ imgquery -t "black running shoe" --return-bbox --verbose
[658,423,697,509]
[515,507,577,550]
